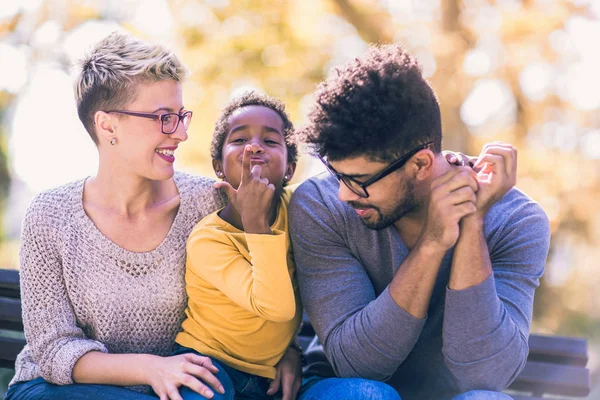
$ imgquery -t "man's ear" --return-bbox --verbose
[284,162,297,182]
[411,149,435,181]
[95,111,116,145]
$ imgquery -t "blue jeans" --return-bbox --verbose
[297,376,401,400]
[296,376,513,400]
[453,391,513,400]
[174,345,272,400]
[4,377,157,400]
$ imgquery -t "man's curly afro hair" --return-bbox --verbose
[300,44,442,162]
[211,91,298,164]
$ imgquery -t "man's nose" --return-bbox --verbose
[337,181,361,203]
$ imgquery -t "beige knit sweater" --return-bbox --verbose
[10,172,225,391]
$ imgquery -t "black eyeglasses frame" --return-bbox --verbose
[320,141,434,198]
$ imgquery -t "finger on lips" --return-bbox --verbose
[241,145,253,181]
[251,164,262,178]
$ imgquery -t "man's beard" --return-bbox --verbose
[348,179,419,230]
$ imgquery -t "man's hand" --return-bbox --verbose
[419,168,478,252]
[444,151,477,167]
[214,145,275,234]
[471,142,517,217]
[267,346,302,400]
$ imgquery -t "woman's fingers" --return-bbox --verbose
[183,355,225,394]
[178,373,216,398]
[186,353,219,374]
[166,386,184,400]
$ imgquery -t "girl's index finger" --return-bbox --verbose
[241,145,253,182]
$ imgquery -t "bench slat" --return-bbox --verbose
[528,334,588,366]
[0,336,26,369]
[0,297,23,331]
[508,360,591,397]
[0,269,19,299]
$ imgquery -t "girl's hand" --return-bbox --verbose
[147,353,225,400]
[214,145,275,234]
[267,346,302,400]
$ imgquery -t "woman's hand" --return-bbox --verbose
[147,353,225,400]
[267,346,303,400]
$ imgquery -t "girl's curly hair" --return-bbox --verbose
[211,91,298,164]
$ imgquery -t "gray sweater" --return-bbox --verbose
[289,173,550,400]
[10,172,225,390]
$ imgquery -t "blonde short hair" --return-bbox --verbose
[75,31,188,144]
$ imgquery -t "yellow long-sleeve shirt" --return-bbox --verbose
[176,187,302,379]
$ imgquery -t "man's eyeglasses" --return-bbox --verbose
[320,141,434,198]
[105,110,193,135]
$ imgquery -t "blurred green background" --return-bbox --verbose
[0,0,599,397]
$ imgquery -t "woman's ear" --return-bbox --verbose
[95,111,117,145]
[284,162,297,182]
[212,159,224,179]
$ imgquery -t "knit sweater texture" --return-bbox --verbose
[10,172,225,391]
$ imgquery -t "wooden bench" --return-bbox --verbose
[0,269,24,370]
[0,269,592,398]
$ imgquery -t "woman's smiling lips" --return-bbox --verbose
[155,147,176,163]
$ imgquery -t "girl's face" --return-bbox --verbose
[214,105,295,190]
[106,79,188,181]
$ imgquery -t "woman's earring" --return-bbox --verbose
[284,175,290,181]
[110,138,117,146]
[216,171,223,178]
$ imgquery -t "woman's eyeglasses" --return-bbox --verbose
[104,110,193,134]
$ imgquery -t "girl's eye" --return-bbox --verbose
[231,138,246,143]
[266,137,284,145]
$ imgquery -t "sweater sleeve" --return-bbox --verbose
[289,180,426,380]
[186,227,296,322]
[442,200,550,391]
[19,197,107,385]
